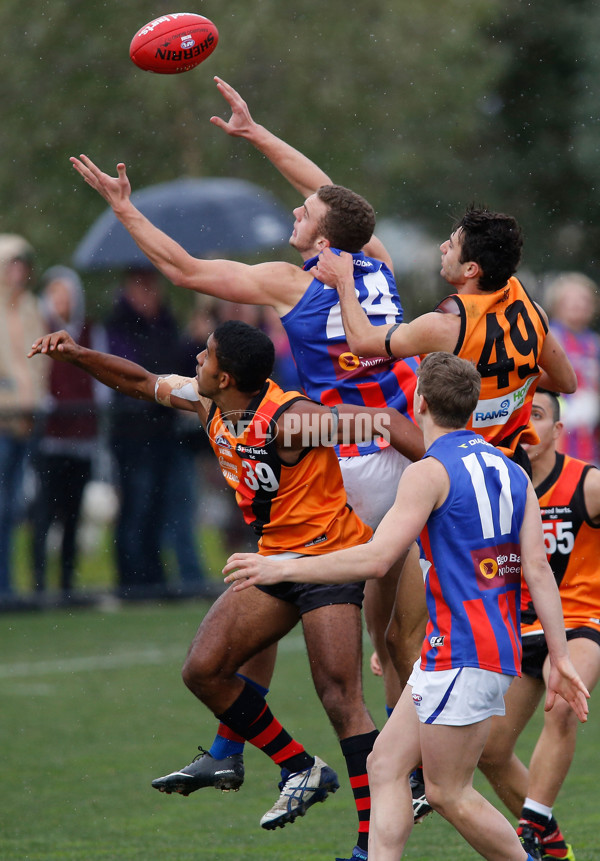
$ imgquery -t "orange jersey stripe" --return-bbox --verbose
[206,379,372,556]
[439,277,548,453]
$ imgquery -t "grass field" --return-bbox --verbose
[1,599,598,861]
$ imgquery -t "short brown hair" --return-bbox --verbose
[417,352,481,428]
[316,185,376,253]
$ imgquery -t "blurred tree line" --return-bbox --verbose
[1,0,599,318]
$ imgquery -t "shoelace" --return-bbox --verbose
[192,745,210,762]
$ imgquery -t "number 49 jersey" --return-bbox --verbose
[521,453,600,636]
[281,250,419,457]
[206,378,372,556]
[419,430,529,676]
[439,277,548,455]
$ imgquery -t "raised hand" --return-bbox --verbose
[313,248,355,289]
[210,76,257,138]
[69,154,132,212]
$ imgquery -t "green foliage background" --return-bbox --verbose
[1,0,600,310]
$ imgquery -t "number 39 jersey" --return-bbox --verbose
[419,430,529,676]
[281,250,419,457]
[437,277,548,455]
[521,453,600,635]
[206,378,372,556]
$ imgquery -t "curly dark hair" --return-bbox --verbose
[453,205,523,291]
[316,185,376,252]
[213,320,275,393]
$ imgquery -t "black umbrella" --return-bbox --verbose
[72,176,292,270]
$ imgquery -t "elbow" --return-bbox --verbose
[348,334,380,358]
[563,374,577,395]
[171,269,195,290]
[369,558,393,580]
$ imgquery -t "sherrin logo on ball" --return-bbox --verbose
[129,12,219,74]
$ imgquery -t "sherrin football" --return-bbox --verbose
[129,13,218,74]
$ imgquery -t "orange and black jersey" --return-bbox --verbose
[521,453,600,635]
[436,276,548,455]
[206,378,372,556]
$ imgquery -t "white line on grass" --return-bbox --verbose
[0,635,306,679]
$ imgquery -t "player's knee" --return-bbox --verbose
[181,649,225,693]
[545,700,579,737]
[425,782,453,818]
[317,682,361,732]
[366,739,396,789]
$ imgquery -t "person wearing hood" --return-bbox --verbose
[0,234,47,601]
[31,266,108,600]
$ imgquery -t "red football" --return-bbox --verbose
[129,12,218,74]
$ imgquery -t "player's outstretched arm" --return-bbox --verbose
[223,459,441,590]
[210,76,332,198]
[210,78,394,269]
[314,248,458,358]
[69,154,302,313]
[29,329,158,403]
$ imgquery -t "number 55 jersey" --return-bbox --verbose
[520,452,600,636]
[437,276,548,456]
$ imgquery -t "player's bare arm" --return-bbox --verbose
[29,330,157,402]
[583,466,600,525]
[223,458,443,590]
[314,248,458,358]
[210,79,393,270]
[210,77,332,199]
[536,323,577,394]
[519,482,590,722]
[276,400,424,463]
[69,155,306,315]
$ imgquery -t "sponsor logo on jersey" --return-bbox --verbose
[471,378,535,428]
[458,437,493,449]
[471,542,521,589]
[214,433,232,449]
[219,457,238,475]
[236,444,268,457]
[429,635,445,648]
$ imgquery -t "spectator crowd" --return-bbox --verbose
[0,234,299,609]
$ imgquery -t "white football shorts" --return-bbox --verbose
[408,660,513,726]
[339,446,410,530]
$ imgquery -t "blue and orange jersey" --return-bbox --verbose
[437,277,548,455]
[281,250,419,456]
[419,429,529,676]
[521,453,600,635]
[205,378,372,555]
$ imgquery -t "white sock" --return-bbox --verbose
[523,797,553,820]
